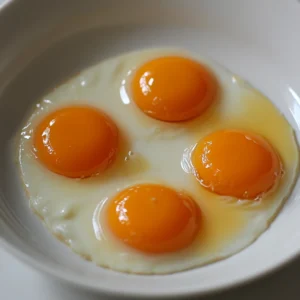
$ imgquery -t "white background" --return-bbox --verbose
[1,0,300,299]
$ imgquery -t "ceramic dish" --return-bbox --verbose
[1,0,300,298]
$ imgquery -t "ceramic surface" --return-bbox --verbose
[0,0,300,298]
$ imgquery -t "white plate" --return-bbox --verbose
[2,246,300,300]
[0,0,300,298]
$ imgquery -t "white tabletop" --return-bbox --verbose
[1,246,300,300]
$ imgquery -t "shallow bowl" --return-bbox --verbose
[1,0,300,298]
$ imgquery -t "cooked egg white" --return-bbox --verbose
[17,48,299,274]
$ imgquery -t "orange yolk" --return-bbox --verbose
[33,106,118,178]
[131,56,217,122]
[107,184,201,254]
[192,130,282,199]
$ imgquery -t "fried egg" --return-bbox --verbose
[17,48,299,274]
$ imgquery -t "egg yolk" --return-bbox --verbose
[107,184,201,254]
[131,56,217,122]
[191,130,282,199]
[34,106,118,178]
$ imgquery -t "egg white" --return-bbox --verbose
[17,48,299,274]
